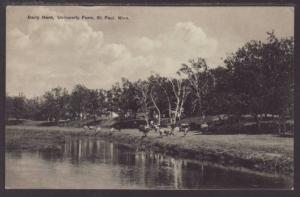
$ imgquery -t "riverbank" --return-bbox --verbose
[5,125,294,176]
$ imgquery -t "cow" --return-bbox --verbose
[96,126,101,132]
[180,123,190,136]
[151,124,163,137]
[164,125,175,136]
[183,127,189,136]
[173,126,180,134]
[83,125,89,131]
[112,123,122,132]
[201,122,208,132]
[138,125,152,137]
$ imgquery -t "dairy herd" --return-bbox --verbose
[138,123,190,137]
[83,122,199,138]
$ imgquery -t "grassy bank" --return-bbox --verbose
[5,125,294,176]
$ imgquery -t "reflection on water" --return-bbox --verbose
[6,137,293,189]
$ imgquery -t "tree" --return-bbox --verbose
[96,89,107,117]
[206,67,232,119]
[119,78,140,118]
[5,95,13,121]
[69,84,90,120]
[147,74,174,124]
[42,87,69,124]
[148,74,170,125]
[6,93,27,120]
[107,82,123,117]
[168,73,190,124]
[25,97,43,120]
[135,80,153,126]
[225,40,266,131]
[224,32,294,133]
[180,58,211,118]
[262,32,294,133]
[85,89,106,120]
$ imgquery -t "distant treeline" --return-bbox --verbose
[6,32,294,133]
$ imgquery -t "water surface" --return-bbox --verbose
[6,137,293,189]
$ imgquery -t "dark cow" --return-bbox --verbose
[180,123,190,136]
[113,123,122,131]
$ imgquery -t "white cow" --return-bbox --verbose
[201,122,208,132]
[96,126,101,131]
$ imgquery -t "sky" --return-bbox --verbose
[6,6,294,98]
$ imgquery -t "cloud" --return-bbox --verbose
[8,28,30,49]
[7,7,218,97]
[158,22,218,61]
[131,36,161,52]
[7,7,106,97]
[125,22,218,77]
[174,22,208,44]
[100,43,131,61]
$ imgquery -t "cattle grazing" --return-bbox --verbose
[173,126,180,134]
[138,125,151,137]
[83,125,89,131]
[158,128,163,137]
[113,123,122,131]
[163,129,172,136]
[152,125,163,137]
[163,126,175,136]
[180,123,190,136]
[96,126,101,132]
[183,127,189,136]
[201,122,208,132]
[88,126,95,130]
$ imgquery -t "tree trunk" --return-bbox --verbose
[236,114,242,130]
[55,115,60,125]
[157,111,161,126]
[283,121,287,133]
[170,116,173,125]
[277,120,281,134]
[257,118,261,133]
[278,114,286,134]
[150,88,161,126]
[144,113,149,127]
[238,118,241,130]
[255,114,261,133]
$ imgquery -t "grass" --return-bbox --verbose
[5,125,294,176]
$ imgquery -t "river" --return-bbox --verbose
[5,136,293,189]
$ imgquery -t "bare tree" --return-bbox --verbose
[149,72,190,125]
[169,73,190,124]
[150,87,161,126]
[135,80,152,126]
[180,58,210,119]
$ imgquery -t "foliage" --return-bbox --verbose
[5,33,294,133]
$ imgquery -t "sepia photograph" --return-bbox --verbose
[5,6,294,189]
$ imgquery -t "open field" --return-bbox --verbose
[6,125,294,176]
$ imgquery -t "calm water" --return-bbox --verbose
[6,137,293,189]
